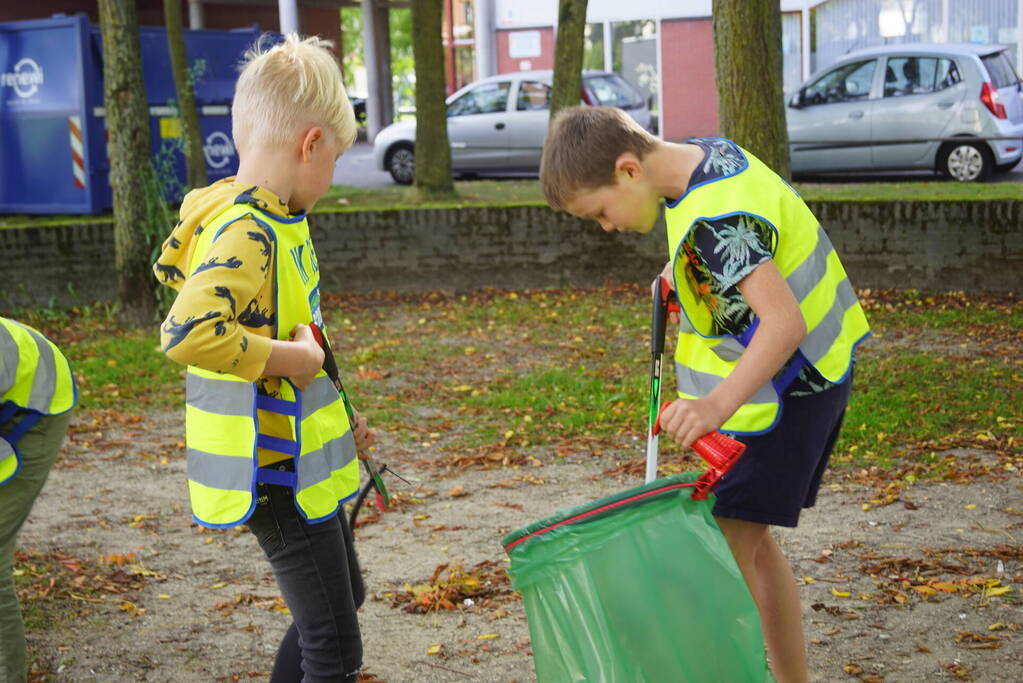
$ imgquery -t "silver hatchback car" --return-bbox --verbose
[787,43,1023,181]
[373,70,652,185]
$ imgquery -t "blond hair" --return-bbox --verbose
[541,106,657,210]
[232,34,356,155]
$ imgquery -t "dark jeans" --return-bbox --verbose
[246,469,364,683]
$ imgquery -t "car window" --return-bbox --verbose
[803,59,877,105]
[447,81,511,117]
[883,57,959,97]
[584,74,644,109]
[981,52,1020,89]
[516,81,551,111]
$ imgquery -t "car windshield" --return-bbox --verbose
[803,59,876,105]
[981,52,1020,89]
[585,74,644,109]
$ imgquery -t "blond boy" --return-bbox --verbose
[154,35,374,681]
[542,106,870,683]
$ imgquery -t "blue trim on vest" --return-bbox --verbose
[257,433,300,456]
[294,486,362,525]
[211,213,258,242]
[249,205,307,224]
[665,138,750,208]
[669,210,780,343]
[0,405,44,488]
[0,446,22,488]
[256,467,297,487]
[773,350,808,394]
[0,402,20,428]
[256,394,299,417]
[830,329,872,385]
[191,380,257,530]
[721,402,784,437]
[5,411,41,444]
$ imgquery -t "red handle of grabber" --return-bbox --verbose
[653,400,747,500]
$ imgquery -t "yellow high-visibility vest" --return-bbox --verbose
[183,203,359,528]
[666,143,870,435]
[0,318,77,485]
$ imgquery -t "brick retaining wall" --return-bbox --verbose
[1,200,1019,309]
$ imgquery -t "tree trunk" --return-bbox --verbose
[164,0,208,190]
[410,0,453,196]
[98,0,169,324]
[549,0,588,120]
[713,0,791,179]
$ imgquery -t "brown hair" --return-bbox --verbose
[540,106,657,210]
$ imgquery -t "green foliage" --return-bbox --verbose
[340,7,362,92]
[341,7,415,119]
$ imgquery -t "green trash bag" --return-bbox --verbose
[502,472,773,682]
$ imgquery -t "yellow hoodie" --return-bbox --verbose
[154,178,297,466]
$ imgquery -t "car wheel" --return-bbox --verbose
[386,145,415,185]
[994,158,1020,173]
[938,140,993,182]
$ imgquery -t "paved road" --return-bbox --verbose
[334,140,1023,188]
[333,141,393,188]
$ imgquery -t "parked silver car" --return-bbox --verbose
[787,43,1023,181]
[373,70,652,185]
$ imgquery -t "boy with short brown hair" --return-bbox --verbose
[541,106,870,683]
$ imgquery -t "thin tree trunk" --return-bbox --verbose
[164,0,208,190]
[713,0,791,179]
[410,0,453,196]
[549,0,588,121]
[98,0,168,324]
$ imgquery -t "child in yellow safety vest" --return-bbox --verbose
[154,35,375,681]
[540,106,870,683]
[1,317,77,682]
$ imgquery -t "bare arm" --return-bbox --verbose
[706,260,806,419]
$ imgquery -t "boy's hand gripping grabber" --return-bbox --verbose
[309,323,392,523]
[647,275,746,500]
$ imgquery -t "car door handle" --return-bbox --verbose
[848,110,864,119]
[495,122,506,130]
[451,141,468,149]
[937,99,956,109]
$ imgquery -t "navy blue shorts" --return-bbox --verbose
[711,375,852,528]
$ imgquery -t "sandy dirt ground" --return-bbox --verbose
[15,406,1023,683]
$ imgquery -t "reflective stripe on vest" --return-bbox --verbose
[666,144,870,434]
[0,318,77,486]
[0,440,17,485]
[182,204,359,528]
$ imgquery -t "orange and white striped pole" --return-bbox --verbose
[68,115,86,189]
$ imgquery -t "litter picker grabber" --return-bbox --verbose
[648,276,746,499]
[309,323,394,527]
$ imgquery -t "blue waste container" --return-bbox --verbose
[0,14,272,214]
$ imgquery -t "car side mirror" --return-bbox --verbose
[789,90,805,109]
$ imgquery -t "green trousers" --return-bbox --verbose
[0,410,71,683]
